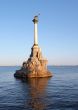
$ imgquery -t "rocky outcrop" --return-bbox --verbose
[14,45,52,78]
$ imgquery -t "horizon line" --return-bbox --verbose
[0,65,78,67]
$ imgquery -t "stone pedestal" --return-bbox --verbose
[14,45,52,78]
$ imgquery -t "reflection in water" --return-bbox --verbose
[26,78,50,110]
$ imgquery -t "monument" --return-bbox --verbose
[14,16,52,78]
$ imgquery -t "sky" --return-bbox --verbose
[0,0,78,66]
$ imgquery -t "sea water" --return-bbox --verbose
[0,66,78,110]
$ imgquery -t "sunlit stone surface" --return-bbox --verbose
[14,16,52,78]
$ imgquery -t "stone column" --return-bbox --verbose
[33,16,38,45]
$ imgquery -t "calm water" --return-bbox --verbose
[0,66,78,110]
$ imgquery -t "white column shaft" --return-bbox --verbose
[34,23,38,45]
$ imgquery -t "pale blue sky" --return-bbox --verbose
[0,0,78,66]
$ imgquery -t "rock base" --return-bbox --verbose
[14,69,52,78]
[14,45,53,79]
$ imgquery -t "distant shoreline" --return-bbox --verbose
[0,65,78,67]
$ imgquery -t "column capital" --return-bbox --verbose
[32,16,38,23]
